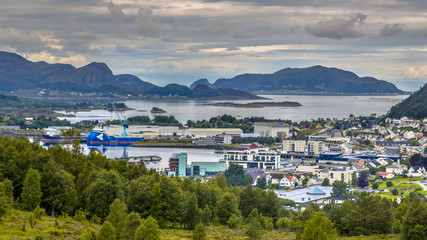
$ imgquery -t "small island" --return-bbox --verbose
[205,101,302,108]
[150,107,167,113]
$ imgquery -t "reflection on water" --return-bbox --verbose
[57,94,408,123]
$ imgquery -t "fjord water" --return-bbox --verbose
[58,94,408,123]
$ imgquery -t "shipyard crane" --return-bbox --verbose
[111,102,129,136]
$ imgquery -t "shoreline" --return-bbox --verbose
[131,143,240,150]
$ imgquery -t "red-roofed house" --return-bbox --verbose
[377,171,395,179]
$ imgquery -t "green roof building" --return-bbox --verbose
[191,161,227,176]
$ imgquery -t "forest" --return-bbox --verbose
[0,136,426,239]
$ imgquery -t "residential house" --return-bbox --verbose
[408,166,426,177]
[386,163,408,175]
[376,171,395,179]
[279,175,295,188]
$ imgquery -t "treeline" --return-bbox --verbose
[106,115,182,126]
[388,83,427,119]
[0,115,70,129]
[0,136,426,239]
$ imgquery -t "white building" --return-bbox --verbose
[254,122,290,138]
[408,166,426,177]
[307,141,326,154]
[185,128,243,138]
[223,148,281,170]
[283,140,306,152]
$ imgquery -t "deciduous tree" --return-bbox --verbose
[21,168,42,211]
[302,212,336,240]
[134,216,161,240]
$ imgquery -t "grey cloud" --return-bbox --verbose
[0,27,46,52]
[379,24,403,36]
[200,19,228,35]
[132,7,158,37]
[306,13,367,39]
[227,47,240,51]
[108,2,126,25]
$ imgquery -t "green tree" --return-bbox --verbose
[97,221,116,240]
[401,197,427,240]
[245,217,263,240]
[386,181,393,187]
[184,193,200,230]
[224,163,252,186]
[351,172,357,187]
[21,168,42,211]
[201,205,212,226]
[122,212,143,240]
[277,217,292,231]
[239,186,258,218]
[372,182,379,189]
[149,183,163,226]
[85,170,126,219]
[106,199,127,240]
[392,188,399,196]
[357,171,369,188]
[302,212,336,240]
[321,178,330,186]
[215,174,227,189]
[332,181,347,197]
[41,160,77,216]
[407,224,426,240]
[0,194,9,222]
[256,177,267,189]
[215,192,239,225]
[134,216,161,240]
[192,223,207,240]
[2,178,14,205]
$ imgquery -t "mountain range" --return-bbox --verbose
[209,65,403,94]
[0,51,404,99]
[0,51,261,100]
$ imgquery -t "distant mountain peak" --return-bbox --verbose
[189,78,215,90]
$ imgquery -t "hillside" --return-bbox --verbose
[212,65,403,94]
[0,51,155,94]
[388,83,427,119]
[0,94,72,109]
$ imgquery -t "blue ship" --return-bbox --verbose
[87,131,144,146]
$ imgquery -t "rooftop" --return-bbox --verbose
[275,186,333,203]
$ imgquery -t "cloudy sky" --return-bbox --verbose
[1,0,426,91]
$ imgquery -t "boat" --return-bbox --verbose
[86,130,144,146]
[42,127,71,144]
[86,102,144,146]
[42,127,87,144]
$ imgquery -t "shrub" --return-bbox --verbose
[29,214,36,229]
[372,182,379,189]
[386,181,393,187]
[33,206,45,220]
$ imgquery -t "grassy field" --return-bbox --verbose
[0,209,98,240]
[0,208,403,240]
[373,177,425,200]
